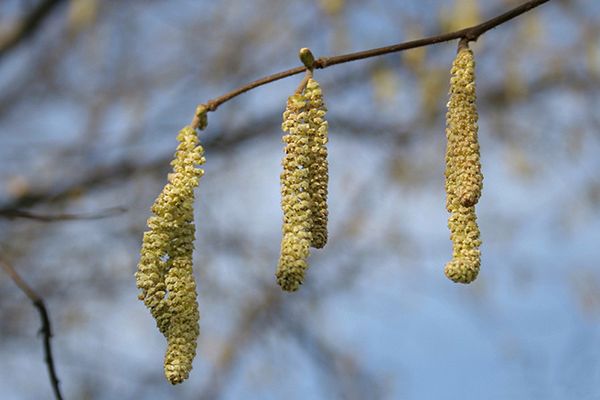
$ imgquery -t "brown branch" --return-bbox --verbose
[0,66,591,216]
[0,0,67,60]
[191,0,552,127]
[0,206,127,222]
[312,0,551,68]
[0,259,63,400]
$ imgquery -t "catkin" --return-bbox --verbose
[305,78,329,249]
[445,46,482,208]
[276,94,313,291]
[276,77,330,291]
[135,125,204,384]
[444,46,483,284]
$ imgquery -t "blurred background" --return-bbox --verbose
[1,0,599,399]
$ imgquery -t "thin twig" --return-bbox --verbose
[200,286,281,399]
[192,0,551,127]
[311,0,551,68]
[0,259,64,400]
[281,316,382,400]
[0,206,127,222]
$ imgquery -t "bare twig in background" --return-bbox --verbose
[192,0,552,123]
[0,0,67,60]
[0,258,63,400]
[281,317,383,400]
[0,206,126,222]
[200,287,282,399]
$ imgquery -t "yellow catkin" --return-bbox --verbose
[444,46,483,284]
[135,125,204,384]
[444,205,481,283]
[305,78,329,249]
[276,94,313,291]
[445,47,482,208]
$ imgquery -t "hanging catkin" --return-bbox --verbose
[135,123,205,384]
[276,74,330,291]
[305,78,329,249]
[276,94,313,291]
[444,45,483,284]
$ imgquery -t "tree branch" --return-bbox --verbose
[193,0,552,127]
[0,66,591,216]
[0,0,67,60]
[0,258,63,400]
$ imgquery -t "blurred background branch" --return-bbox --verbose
[0,258,63,400]
[0,206,126,221]
[0,0,66,60]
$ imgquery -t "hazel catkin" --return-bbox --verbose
[305,78,329,249]
[445,46,482,208]
[444,45,483,284]
[276,76,330,291]
[135,124,204,384]
[276,94,313,291]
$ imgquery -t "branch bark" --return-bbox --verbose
[193,0,552,127]
[0,66,591,217]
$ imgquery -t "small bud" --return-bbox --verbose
[299,47,315,70]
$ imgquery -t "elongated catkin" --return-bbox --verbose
[136,125,204,383]
[276,75,330,291]
[444,46,483,284]
[306,78,329,249]
[276,94,313,291]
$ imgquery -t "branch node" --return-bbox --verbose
[463,31,479,43]
[313,58,326,69]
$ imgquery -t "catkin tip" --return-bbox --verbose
[276,272,303,292]
[444,259,479,284]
